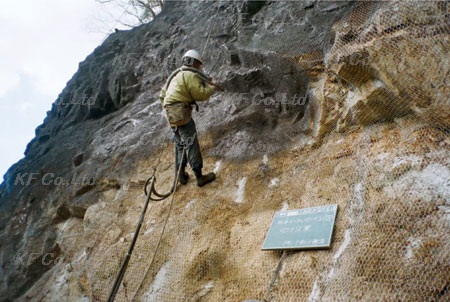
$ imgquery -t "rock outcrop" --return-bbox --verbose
[0,1,449,301]
[303,1,450,137]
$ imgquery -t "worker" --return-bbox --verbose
[159,49,219,187]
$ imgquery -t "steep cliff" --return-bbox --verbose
[0,1,449,301]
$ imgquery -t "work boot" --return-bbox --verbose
[194,170,216,187]
[179,171,189,185]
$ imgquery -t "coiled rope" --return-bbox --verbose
[107,128,186,301]
[130,148,185,301]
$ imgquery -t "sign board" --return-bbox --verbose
[262,204,338,250]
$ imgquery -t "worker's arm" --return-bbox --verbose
[184,71,217,101]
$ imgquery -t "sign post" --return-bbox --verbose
[262,204,338,251]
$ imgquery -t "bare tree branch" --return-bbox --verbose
[134,0,156,18]
[95,0,163,29]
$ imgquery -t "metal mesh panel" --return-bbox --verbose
[82,1,449,301]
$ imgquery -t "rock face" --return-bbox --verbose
[0,1,449,301]
[303,1,450,137]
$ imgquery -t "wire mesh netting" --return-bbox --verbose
[86,1,450,301]
[81,1,450,301]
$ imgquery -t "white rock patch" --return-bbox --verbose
[235,177,247,204]
[213,160,222,174]
[385,163,450,202]
[269,178,279,188]
[144,261,170,302]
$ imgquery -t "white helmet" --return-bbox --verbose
[182,49,203,65]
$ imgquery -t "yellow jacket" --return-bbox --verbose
[159,69,216,106]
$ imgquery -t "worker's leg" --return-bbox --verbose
[178,120,215,187]
[172,126,189,184]
[176,119,203,173]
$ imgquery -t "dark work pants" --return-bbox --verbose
[172,119,203,175]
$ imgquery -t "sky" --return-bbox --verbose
[0,0,135,181]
